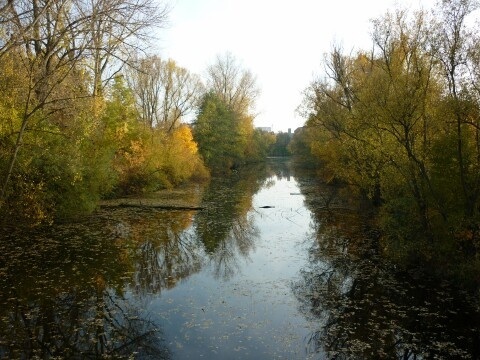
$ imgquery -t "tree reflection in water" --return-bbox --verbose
[121,209,204,295]
[0,223,170,359]
[206,212,258,279]
[1,289,168,359]
[293,177,480,359]
[0,164,275,358]
[194,167,266,280]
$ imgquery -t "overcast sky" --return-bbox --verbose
[157,0,435,132]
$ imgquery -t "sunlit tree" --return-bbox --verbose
[196,53,262,171]
[127,56,204,131]
[0,0,169,220]
[206,52,259,115]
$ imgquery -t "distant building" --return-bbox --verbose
[256,126,272,133]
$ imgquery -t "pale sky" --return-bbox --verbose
[157,0,435,132]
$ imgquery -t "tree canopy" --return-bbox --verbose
[0,2,273,225]
[193,53,262,173]
[294,0,480,266]
[0,0,213,226]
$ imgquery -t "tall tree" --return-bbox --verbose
[193,92,245,172]
[300,8,446,232]
[87,0,170,98]
[0,0,92,207]
[432,0,480,218]
[206,52,259,115]
[128,56,203,131]
[197,53,260,170]
[368,8,442,229]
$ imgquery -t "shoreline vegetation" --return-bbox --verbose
[99,182,206,210]
[290,1,480,285]
[1,1,480,286]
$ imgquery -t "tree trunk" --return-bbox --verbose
[0,106,31,208]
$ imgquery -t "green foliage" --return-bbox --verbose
[193,92,247,173]
[246,129,276,162]
[196,53,265,172]
[268,131,292,157]
[288,127,322,168]
[0,102,114,223]
[295,3,480,270]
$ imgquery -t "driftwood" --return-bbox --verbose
[100,203,204,211]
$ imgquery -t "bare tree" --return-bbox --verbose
[128,55,163,128]
[128,56,203,131]
[159,59,204,132]
[86,0,170,98]
[206,52,259,115]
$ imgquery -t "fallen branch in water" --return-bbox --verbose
[100,203,204,211]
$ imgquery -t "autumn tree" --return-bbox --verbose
[0,0,93,212]
[87,0,170,98]
[431,0,480,219]
[298,9,446,235]
[245,129,276,162]
[206,52,259,115]
[194,53,261,171]
[299,46,379,197]
[127,56,203,131]
[367,9,443,232]
[102,75,207,195]
[0,0,169,222]
[296,1,480,265]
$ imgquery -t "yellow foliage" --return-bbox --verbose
[160,125,208,186]
[115,121,130,141]
[126,140,147,167]
[172,125,198,154]
[111,124,208,194]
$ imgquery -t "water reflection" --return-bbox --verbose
[269,157,292,181]
[0,225,169,359]
[118,209,203,295]
[144,162,318,359]
[194,166,267,279]
[0,163,275,358]
[293,175,480,359]
[5,161,475,359]
[1,290,167,359]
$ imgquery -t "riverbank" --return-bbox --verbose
[99,181,206,210]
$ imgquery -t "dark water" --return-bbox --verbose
[1,160,479,359]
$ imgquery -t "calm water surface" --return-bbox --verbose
[144,169,318,359]
[1,160,479,359]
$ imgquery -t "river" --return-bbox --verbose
[1,159,479,359]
